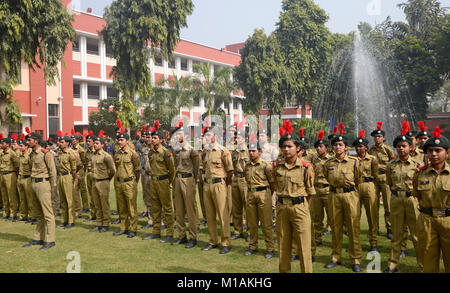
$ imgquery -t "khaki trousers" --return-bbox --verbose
[375,182,391,230]
[150,178,174,236]
[0,173,18,218]
[86,172,96,218]
[231,176,248,235]
[141,172,153,222]
[58,175,74,224]
[204,180,231,247]
[247,189,274,252]
[174,176,198,239]
[358,182,378,247]
[310,188,331,242]
[92,179,111,227]
[17,176,33,220]
[115,179,138,232]
[197,179,207,220]
[31,179,56,243]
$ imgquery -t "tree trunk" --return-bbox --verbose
[0,64,11,135]
[301,97,307,119]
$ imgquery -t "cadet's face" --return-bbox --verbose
[87,139,94,148]
[26,138,37,148]
[355,144,368,156]
[59,140,69,149]
[418,136,429,147]
[411,136,417,149]
[151,135,161,146]
[178,132,184,143]
[259,134,267,144]
[249,149,261,161]
[118,138,127,148]
[237,135,245,145]
[395,141,411,157]
[94,141,103,151]
[282,140,299,159]
[12,143,18,150]
[205,132,214,144]
[373,134,384,145]
[332,141,346,155]
[426,146,447,165]
[315,144,327,156]
[145,135,152,145]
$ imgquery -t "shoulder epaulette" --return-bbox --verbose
[41,148,48,153]
[301,160,311,168]
[419,164,429,171]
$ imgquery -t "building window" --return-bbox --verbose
[192,60,202,73]
[88,84,100,99]
[73,82,80,99]
[73,39,80,52]
[48,104,59,117]
[193,96,200,107]
[105,45,112,58]
[168,58,176,69]
[180,58,188,71]
[285,97,298,108]
[233,100,239,110]
[86,38,99,55]
[48,104,59,139]
[154,53,163,67]
[107,86,118,99]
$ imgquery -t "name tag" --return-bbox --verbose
[419,181,430,185]
[328,168,334,171]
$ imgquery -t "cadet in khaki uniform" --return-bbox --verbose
[140,126,154,229]
[385,123,422,273]
[56,134,77,229]
[143,122,175,242]
[0,134,20,221]
[17,134,34,222]
[324,123,363,273]
[197,135,207,226]
[231,123,250,240]
[113,128,140,238]
[89,132,116,233]
[71,132,89,214]
[275,122,315,273]
[84,131,96,222]
[406,129,425,166]
[243,134,275,259]
[369,122,396,239]
[171,123,200,248]
[413,127,450,273]
[353,130,379,251]
[310,130,332,245]
[22,132,57,250]
[201,125,234,254]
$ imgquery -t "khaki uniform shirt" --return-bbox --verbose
[232,146,250,174]
[202,143,233,179]
[323,154,361,188]
[85,147,95,173]
[29,147,57,187]
[92,149,116,180]
[18,151,32,176]
[261,142,279,162]
[114,146,140,179]
[148,144,175,183]
[412,162,450,209]
[244,158,275,189]
[410,148,425,166]
[174,143,199,180]
[73,144,87,167]
[0,148,19,172]
[368,144,396,182]
[57,148,77,174]
[274,157,316,198]
[141,144,151,175]
[356,153,379,182]
[310,153,331,187]
[113,141,135,156]
[386,157,421,191]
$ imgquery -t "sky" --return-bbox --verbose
[72,0,450,49]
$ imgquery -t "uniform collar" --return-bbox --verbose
[333,154,350,162]
[426,161,450,175]
[250,158,261,166]
[394,156,414,165]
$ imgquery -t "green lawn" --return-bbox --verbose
[0,183,435,273]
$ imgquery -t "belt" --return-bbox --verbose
[330,186,355,193]
[94,178,110,182]
[176,173,193,178]
[392,190,412,197]
[151,174,169,181]
[204,178,222,184]
[278,196,305,205]
[248,186,268,192]
[315,183,329,188]
[419,207,450,217]
[32,178,49,183]
[59,171,70,176]
[201,170,206,174]
[20,175,31,179]
[0,171,14,175]
[378,169,386,174]
[234,172,245,178]
[363,177,374,182]
[117,177,134,183]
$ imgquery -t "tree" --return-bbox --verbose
[274,0,332,118]
[0,0,75,134]
[234,29,290,117]
[102,0,194,129]
[88,97,121,137]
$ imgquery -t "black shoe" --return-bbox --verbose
[113,230,128,236]
[201,244,219,251]
[315,241,323,246]
[400,250,408,258]
[141,223,153,229]
[325,261,341,269]
[127,232,136,238]
[386,229,393,240]
[82,208,90,214]
[160,225,166,230]
[352,264,362,273]
[265,251,274,259]
[245,235,250,242]
[143,233,160,240]
[83,217,94,223]
[291,255,299,262]
[25,218,33,224]
[111,211,119,215]
[200,220,207,226]
[75,215,82,219]
[23,240,44,247]
[312,256,315,262]
[244,249,257,256]
[6,217,13,221]
[39,242,55,250]
[89,226,100,232]
[323,230,331,236]
[31,219,38,225]
[384,267,398,273]
[57,222,67,228]
[19,218,27,222]
[138,212,147,219]
[370,246,379,252]
[231,233,243,240]
[99,226,110,233]
[56,212,61,217]
[185,239,197,249]
[1,216,8,220]
[160,235,174,243]
[12,217,20,222]
[219,246,232,254]
[171,237,188,245]
[64,223,75,230]
[112,219,121,225]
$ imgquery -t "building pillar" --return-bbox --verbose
[80,36,87,77]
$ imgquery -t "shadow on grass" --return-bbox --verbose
[0,232,30,243]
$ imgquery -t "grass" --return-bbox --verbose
[0,183,438,273]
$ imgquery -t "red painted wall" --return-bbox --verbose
[29,63,48,138]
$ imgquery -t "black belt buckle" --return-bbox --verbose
[33,178,49,183]
[95,178,109,182]
[1,171,13,175]
[118,177,134,182]
[363,177,373,182]
[60,171,69,176]
[315,183,329,188]
[249,186,268,192]
[201,170,206,174]
[234,172,245,178]
[378,169,386,174]
[278,196,304,205]
[177,173,192,178]
[204,178,222,184]
[21,175,31,179]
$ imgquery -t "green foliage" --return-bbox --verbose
[291,118,328,147]
[102,0,193,127]
[88,97,121,137]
